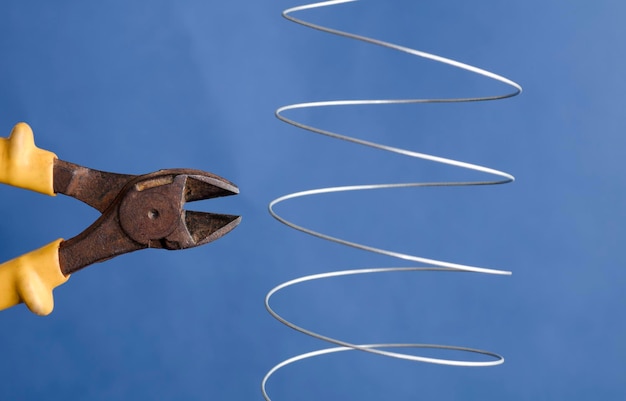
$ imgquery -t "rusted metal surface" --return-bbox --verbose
[53,159,136,212]
[54,159,240,276]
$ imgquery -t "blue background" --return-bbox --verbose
[1,1,624,400]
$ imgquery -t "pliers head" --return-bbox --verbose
[118,170,240,250]
[58,166,240,276]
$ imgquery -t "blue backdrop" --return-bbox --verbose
[0,1,624,400]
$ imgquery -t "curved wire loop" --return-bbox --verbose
[264,1,521,400]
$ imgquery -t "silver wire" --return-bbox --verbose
[264,1,521,400]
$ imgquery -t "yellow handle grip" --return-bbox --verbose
[0,239,69,315]
[0,122,57,195]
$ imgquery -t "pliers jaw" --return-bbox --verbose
[117,171,241,250]
[57,165,240,276]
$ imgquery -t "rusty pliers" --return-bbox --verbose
[0,123,240,315]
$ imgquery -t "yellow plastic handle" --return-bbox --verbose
[0,239,69,315]
[0,122,57,195]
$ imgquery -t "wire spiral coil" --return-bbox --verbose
[263,1,521,399]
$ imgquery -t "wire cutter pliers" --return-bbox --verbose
[0,123,240,316]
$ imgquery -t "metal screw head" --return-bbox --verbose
[118,177,185,245]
